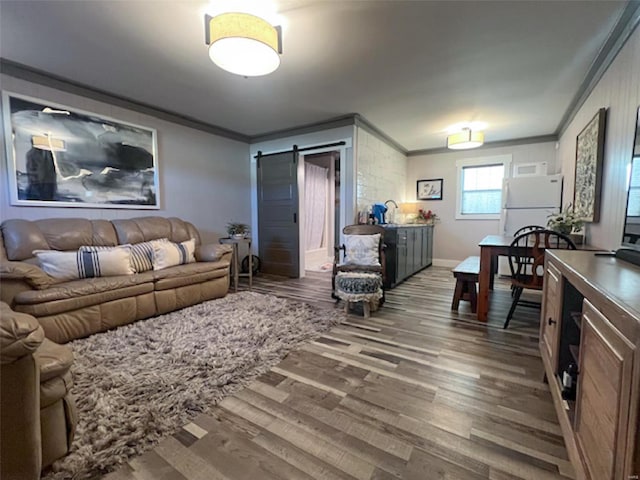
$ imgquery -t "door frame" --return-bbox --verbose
[252,138,352,278]
[299,149,338,277]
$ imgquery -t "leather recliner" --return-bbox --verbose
[0,302,77,480]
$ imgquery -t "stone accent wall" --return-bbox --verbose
[356,128,407,220]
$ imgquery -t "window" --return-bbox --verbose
[628,157,640,216]
[456,155,511,220]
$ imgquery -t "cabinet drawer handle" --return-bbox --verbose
[548,318,557,326]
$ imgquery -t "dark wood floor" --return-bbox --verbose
[105,267,573,480]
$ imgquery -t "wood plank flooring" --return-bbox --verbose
[106,267,573,480]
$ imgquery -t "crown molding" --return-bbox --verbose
[248,114,358,143]
[556,1,640,136]
[352,114,408,155]
[0,58,250,143]
[407,134,558,157]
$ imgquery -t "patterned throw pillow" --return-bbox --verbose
[33,247,134,281]
[80,238,169,273]
[343,234,381,266]
[152,239,196,270]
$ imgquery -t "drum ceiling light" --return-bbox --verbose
[205,12,282,77]
[446,128,484,150]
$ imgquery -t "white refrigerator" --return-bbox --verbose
[500,174,563,236]
[498,174,563,274]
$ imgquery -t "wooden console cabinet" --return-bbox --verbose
[383,225,433,288]
[540,250,640,480]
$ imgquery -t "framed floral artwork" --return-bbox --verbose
[417,178,443,200]
[574,108,606,222]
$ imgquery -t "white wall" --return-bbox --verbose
[355,127,407,220]
[407,141,557,264]
[0,75,250,243]
[557,27,640,250]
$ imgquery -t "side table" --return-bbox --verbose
[219,237,253,292]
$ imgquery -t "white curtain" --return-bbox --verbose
[305,163,328,250]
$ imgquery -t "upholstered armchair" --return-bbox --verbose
[0,302,77,480]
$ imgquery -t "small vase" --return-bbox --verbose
[231,233,245,239]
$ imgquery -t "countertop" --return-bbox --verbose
[380,223,434,228]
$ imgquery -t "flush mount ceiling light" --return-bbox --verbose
[205,12,282,77]
[446,128,484,150]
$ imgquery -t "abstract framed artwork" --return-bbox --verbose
[573,107,606,223]
[417,178,443,200]
[2,92,159,209]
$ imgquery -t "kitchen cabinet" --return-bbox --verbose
[540,261,562,370]
[540,250,640,480]
[383,225,433,288]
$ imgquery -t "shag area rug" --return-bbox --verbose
[45,291,343,480]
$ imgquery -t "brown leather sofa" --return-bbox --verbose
[0,217,232,343]
[0,302,77,480]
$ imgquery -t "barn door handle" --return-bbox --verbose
[293,213,297,223]
[548,318,557,326]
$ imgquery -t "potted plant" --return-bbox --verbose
[546,204,585,237]
[226,222,250,239]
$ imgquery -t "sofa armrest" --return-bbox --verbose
[196,244,233,263]
[0,302,44,365]
[0,261,54,289]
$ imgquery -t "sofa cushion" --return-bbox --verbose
[90,220,119,247]
[15,281,154,318]
[153,239,196,270]
[35,219,93,252]
[34,248,135,281]
[152,260,229,290]
[1,219,50,261]
[112,217,201,245]
[14,273,155,305]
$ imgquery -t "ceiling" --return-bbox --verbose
[0,0,630,151]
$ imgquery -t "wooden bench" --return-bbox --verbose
[451,256,480,313]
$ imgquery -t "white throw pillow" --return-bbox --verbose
[34,247,135,281]
[153,238,196,270]
[80,238,169,273]
[343,234,381,266]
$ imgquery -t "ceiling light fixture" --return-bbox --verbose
[205,12,282,77]
[446,128,484,150]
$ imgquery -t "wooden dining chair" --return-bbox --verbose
[508,225,546,295]
[504,229,576,329]
[513,225,545,236]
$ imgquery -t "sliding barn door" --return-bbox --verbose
[257,150,300,277]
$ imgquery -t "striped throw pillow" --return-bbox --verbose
[80,238,169,273]
[33,248,134,281]
[152,239,196,271]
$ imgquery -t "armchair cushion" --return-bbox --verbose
[35,339,74,383]
[0,302,44,364]
[343,233,381,266]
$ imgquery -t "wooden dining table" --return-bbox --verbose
[477,235,513,322]
[477,234,600,321]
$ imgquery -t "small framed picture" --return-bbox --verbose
[417,178,443,200]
